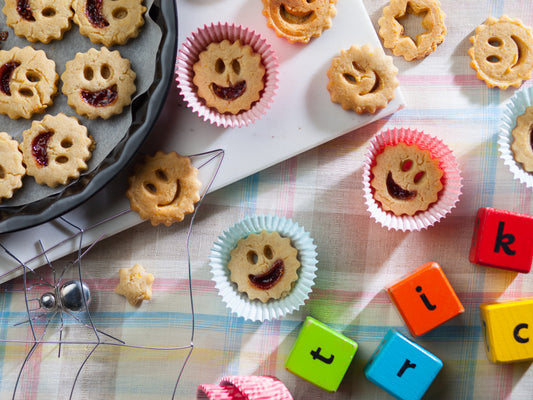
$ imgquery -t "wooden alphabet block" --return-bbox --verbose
[364,329,443,400]
[469,207,533,273]
[480,297,533,363]
[386,262,464,336]
[285,316,358,392]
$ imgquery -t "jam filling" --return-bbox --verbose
[386,171,417,200]
[32,130,54,167]
[17,0,35,21]
[0,62,20,96]
[212,81,246,101]
[86,0,109,28]
[248,259,284,290]
[81,84,118,107]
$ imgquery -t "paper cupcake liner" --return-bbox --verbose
[498,85,533,189]
[176,22,278,128]
[198,376,293,400]
[209,215,318,321]
[362,128,462,231]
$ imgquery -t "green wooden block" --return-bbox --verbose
[285,316,358,392]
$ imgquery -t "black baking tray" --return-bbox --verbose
[0,0,177,234]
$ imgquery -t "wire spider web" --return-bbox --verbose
[0,149,224,399]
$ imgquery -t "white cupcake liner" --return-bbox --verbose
[362,128,462,231]
[499,85,533,189]
[176,22,278,128]
[209,215,318,321]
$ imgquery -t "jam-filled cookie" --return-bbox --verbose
[72,0,146,46]
[327,44,399,114]
[228,230,300,303]
[261,0,337,43]
[193,39,265,115]
[370,142,443,216]
[0,46,58,119]
[20,113,94,187]
[511,105,533,172]
[469,15,533,89]
[126,151,202,226]
[0,132,25,203]
[3,0,74,43]
[61,47,136,119]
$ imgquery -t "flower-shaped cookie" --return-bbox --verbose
[327,44,399,114]
[0,46,58,119]
[3,0,74,43]
[126,152,202,226]
[469,15,533,89]
[72,0,146,46]
[261,0,337,43]
[61,47,136,119]
[0,132,25,202]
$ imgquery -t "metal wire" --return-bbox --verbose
[0,149,225,399]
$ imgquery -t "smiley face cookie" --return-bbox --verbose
[20,113,94,187]
[3,0,74,43]
[370,142,443,216]
[327,44,399,114]
[0,132,25,203]
[0,46,58,119]
[228,230,300,303]
[72,0,146,46]
[193,40,265,115]
[469,16,533,89]
[261,0,337,43]
[378,0,446,61]
[61,47,136,119]
[126,151,202,226]
[511,105,533,172]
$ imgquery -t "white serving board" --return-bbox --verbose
[0,0,405,282]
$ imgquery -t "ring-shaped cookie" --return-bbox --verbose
[72,0,146,46]
[61,47,136,119]
[20,113,93,187]
[378,0,446,61]
[0,132,25,202]
[126,152,202,227]
[261,0,337,43]
[2,0,74,43]
[469,16,533,89]
[0,46,58,119]
[326,44,399,114]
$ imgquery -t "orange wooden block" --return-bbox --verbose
[386,262,465,337]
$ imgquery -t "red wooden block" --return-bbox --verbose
[469,207,533,273]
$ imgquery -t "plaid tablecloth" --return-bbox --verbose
[1,0,533,399]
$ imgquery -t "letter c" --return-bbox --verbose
[514,323,529,344]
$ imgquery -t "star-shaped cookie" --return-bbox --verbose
[114,264,154,306]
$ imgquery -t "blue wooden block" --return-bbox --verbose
[364,329,442,400]
[285,316,358,392]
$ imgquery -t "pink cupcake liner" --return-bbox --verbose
[362,128,462,231]
[197,376,293,400]
[176,22,278,128]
